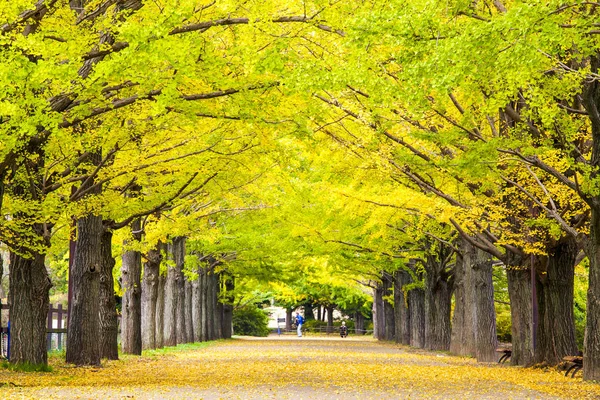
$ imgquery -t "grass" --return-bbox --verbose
[137,341,219,358]
[4,341,220,371]
[1,360,53,373]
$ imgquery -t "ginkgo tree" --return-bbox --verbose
[4,0,600,383]
[0,0,351,367]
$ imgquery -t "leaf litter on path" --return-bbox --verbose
[1,336,597,399]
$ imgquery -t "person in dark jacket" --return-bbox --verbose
[340,321,348,338]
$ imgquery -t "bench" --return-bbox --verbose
[496,348,512,364]
[563,356,583,378]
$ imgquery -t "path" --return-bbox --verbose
[1,335,598,399]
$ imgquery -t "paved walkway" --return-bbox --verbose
[1,335,597,399]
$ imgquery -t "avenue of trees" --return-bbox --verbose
[2,0,600,382]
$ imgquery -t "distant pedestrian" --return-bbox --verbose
[295,313,304,337]
[340,321,348,338]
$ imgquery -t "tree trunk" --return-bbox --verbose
[214,272,223,339]
[450,240,476,356]
[185,280,194,342]
[535,236,579,365]
[206,269,214,340]
[66,212,103,366]
[473,247,497,362]
[326,306,334,333]
[424,256,453,351]
[141,244,161,350]
[506,263,534,366]
[285,308,293,331]
[354,311,364,334]
[585,207,600,380]
[121,219,142,355]
[409,287,426,348]
[8,248,51,365]
[394,269,411,345]
[581,54,600,381]
[222,275,234,339]
[173,237,188,344]
[200,266,208,342]
[192,272,201,342]
[209,270,218,339]
[383,273,395,341]
[163,242,179,347]
[216,302,224,340]
[155,273,165,348]
[373,283,385,340]
[304,302,315,320]
[99,228,118,359]
[317,305,322,322]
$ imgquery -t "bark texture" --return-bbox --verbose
[155,273,165,348]
[424,254,453,351]
[173,237,188,344]
[192,273,201,342]
[141,244,161,350]
[121,219,142,355]
[373,283,385,340]
[473,247,497,362]
[394,269,411,345]
[506,263,534,366]
[8,248,51,365]
[222,275,234,339]
[383,273,395,341]
[99,229,118,359]
[585,208,600,380]
[535,237,578,365]
[409,287,425,348]
[450,241,476,357]
[582,54,600,381]
[66,213,103,365]
[163,242,179,346]
[185,280,194,342]
[208,269,221,340]
[200,266,208,342]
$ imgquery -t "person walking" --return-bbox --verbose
[295,313,304,337]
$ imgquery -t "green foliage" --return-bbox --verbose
[1,0,598,370]
[1,361,53,373]
[574,262,589,349]
[496,307,512,343]
[232,306,270,337]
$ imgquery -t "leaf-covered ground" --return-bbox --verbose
[1,336,598,399]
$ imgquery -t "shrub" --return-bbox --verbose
[302,319,355,333]
[233,306,270,337]
[302,319,327,332]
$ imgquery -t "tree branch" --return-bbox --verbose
[111,171,217,229]
[500,174,580,239]
[1,0,59,34]
[450,218,505,261]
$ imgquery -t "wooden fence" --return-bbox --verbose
[0,303,68,358]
